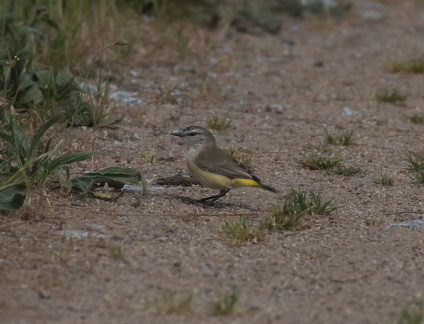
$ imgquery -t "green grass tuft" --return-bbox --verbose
[374,173,394,185]
[397,296,424,324]
[375,88,408,103]
[299,152,342,170]
[110,245,123,259]
[410,114,424,124]
[388,59,424,74]
[223,215,263,244]
[214,290,239,315]
[207,113,232,130]
[147,291,192,315]
[335,166,361,177]
[406,151,424,182]
[260,188,341,231]
[325,129,354,145]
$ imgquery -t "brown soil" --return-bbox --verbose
[2,1,424,323]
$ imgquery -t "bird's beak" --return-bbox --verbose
[171,128,184,137]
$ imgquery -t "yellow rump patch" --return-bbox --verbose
[231,178,262,189]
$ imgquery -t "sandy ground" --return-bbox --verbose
[2,1,424,323]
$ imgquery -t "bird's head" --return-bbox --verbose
[171,126,216,147]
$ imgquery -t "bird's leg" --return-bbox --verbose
[197,189,230,205]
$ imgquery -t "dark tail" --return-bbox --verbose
[259,183,279,193]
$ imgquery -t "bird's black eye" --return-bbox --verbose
[188,132,197,136]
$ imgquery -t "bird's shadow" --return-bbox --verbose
[169,194,254,210]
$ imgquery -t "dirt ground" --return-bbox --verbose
[2,1,424,323]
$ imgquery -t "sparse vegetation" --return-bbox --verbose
[410,114,424,124]
[374,173,394,185]
[110,244,123,259]
[299,152,342,170]
[406,151,424,182]
[335,166,361,177]
[227,147,252,168]
[141,150,155,164]
[397,296,424,324]
[214,290,239,315]
[207,112,232,130]
[375,88,408,103]
[387,59,424,74]
[147,292,192,315]
[365,219,378,226]
[260,188,341,231]
[223,215,263,244]
[325,129,354,145]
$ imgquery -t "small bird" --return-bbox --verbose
[171,126,279,205]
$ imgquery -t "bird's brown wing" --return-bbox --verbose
[194,146,255,180]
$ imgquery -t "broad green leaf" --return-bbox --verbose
[18,83,43,104]
[0,183,26,210]
[45,151,99,176]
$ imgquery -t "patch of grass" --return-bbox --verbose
[335,166,361,177]
[227,147,252,168]
[387,59,424,74]
[207,112,232,130]
[374,173,394,185]
[148,291,192,315]
[364,219,378,226]
[406,151,424,182]
[214,290,239,315]
[223,215,263,244]
[299,152,342,170]
[110,244,123,259]
[397,296,424,324]
[260,188,341,231]
[410,114,424,124]
[324,129,354,145]
[141,150,155,164]
[375,88,408,103]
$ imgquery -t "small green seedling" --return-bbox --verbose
[110,244,123,259]
[365,219,378,226]
[325,129,354,145]
[374,173,394,185]
[141,150,155,164]
[214,290,239,315]
[387,59,424,74]
[207,112,232,130]
[375,88,408,103]
[299,152,342,170]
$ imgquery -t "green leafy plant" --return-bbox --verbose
[0,183,26,210]
[374,172,394,185]
[223,215,263,244]
[410,114,424,124]
[207,112,232,130]
[324,129,354,145]
[0,112,96,186]
[299,152,342,170]
[261,188,341,231]
[375,88,408,103]
[214,290,239,315]
[141,150,155,164]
